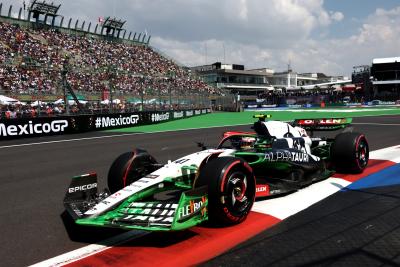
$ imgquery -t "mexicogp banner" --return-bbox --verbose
[0,109,210,140]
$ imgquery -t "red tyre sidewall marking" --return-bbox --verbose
[220,160,256,222]
[220,160,241,192]
[355,135,367,170]
[122,151,136,187]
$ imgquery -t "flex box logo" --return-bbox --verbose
[96,115,139,128]
[0,120,68,137]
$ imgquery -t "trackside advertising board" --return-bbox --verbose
[0,109,210,140]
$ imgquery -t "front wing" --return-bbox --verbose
[64,173,208,231]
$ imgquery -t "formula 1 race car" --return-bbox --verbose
[64,114,369,231]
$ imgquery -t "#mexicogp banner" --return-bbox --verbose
[0,109,210,140]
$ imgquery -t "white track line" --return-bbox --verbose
[252,177,351,220]
[0,123,250,149]
[369,144,400,163]
[30,230,148,267]
[253,145,400,219]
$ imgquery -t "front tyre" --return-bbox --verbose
[194,157,256,225]
[107,149,158,193]
[331,132,369,173]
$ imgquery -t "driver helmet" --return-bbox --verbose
[232,136,255,150]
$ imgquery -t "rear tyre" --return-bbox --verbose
[194,157,256,225]
[107,149,158,193]
[331,132,369,173]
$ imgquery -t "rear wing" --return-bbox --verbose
[292,118,352,131]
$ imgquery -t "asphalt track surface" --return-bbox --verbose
[0,115,399,266]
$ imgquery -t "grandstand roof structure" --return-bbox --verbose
[28,0,61,17]
[101,16,126,37]
[0,2,150,44]
[372,57,400,64]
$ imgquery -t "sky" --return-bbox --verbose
[2,0,400,76]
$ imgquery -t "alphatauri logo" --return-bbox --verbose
[0,120,68,137]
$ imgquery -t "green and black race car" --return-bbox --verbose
[64,114,369,231]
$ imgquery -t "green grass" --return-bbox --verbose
[108,108,400,133]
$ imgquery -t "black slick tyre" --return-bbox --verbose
[194,157,256,226]
[331,132,369,173]
[107,149,157,193]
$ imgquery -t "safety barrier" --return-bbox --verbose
[0,109,211,140]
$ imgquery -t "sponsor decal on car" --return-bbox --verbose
[174,158,190,164]
[0,120,68,137]
[298,118,347,125]
[255,184,269,198]
[95,115,139,128]
[136,179,150,183]
[270,189,282,195]
[120,203,178,224]
[264,151,309,163]
[151,113,170,122]
[178,197,207,222]
[68,183,97,193]
[144,174,159,179]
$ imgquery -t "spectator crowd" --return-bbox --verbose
[0,21,371,119]
[0,21,218,97]
[257,88,365,106]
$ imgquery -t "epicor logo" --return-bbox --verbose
[68,183,97,193]
[96,115,139,128]
[0,120,68,136]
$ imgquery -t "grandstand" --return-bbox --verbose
[352,65,372,100]
[370,57,400,101]
[0,1,222,115]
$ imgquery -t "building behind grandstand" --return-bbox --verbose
[351,57,400,102]
[370,57,400,101]
[191,62,349,100]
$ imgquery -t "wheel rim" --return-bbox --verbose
[226,171,252,213]
[357,139,368,168]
